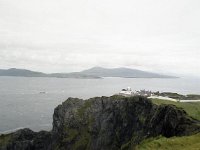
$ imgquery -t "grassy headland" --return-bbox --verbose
[150,98,200,120]
[136,133,200,150]
[136,98,200,150]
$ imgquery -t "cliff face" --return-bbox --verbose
[0,96,200,150]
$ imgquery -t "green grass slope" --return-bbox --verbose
[150,99,200,120]
[135,98,200,150]
[136,133,200,150]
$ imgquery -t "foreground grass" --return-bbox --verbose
[136,98,200,150]
[150,98,200,120]
[136,133,200,150]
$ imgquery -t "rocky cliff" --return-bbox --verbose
[0,96,200,150]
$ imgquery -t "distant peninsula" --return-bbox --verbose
[0,67,176,79]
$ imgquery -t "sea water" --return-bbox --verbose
[0,76,200,133]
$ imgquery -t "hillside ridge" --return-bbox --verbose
[0,67,176,78]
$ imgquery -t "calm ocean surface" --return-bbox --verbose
[0,76,200,133]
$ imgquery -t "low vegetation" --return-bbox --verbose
[151,98,200,120]
[136,133,200,150]
[157,92,200,100]
[137,98,200,150]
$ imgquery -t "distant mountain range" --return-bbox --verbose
[0,68,100,79]
[0,67,176,79]
[81,67,175,78]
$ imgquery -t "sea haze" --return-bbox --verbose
[0,76,200,133]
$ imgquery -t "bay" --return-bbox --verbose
[0,76,200,133]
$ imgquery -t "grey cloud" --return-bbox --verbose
[0,0,200,76]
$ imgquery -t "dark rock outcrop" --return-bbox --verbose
[0,96,200,150]
[0,129,51,150]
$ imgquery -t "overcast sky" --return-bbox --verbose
[0,0,200,76]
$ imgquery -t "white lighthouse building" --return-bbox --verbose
[119,87,133,96]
